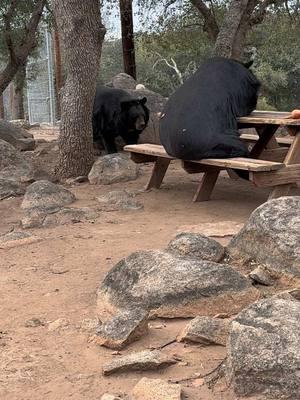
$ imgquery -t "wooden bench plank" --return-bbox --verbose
[240,133,293,146]
[124,144,284,172]
[251,164,300,187]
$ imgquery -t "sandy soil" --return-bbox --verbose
[1,132,299,400]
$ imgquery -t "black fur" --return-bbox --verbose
[93,86,150,153]
[159,57,260,163]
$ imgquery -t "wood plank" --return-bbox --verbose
[250,125,279,158]
[238,110,300,126]
[181,161,221,174]
[130,153,157,163]
[125,144,284,172]
[260,148,288,162]
[240,133,293,146]
[192,157,283,172]
[125,144,174,159]
[251,164,300,187]
[193,170,220,202]
[145,157,171,190]
[268,132,300,198]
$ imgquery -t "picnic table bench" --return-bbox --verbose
[124,111,300,202]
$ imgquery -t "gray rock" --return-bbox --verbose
[43,207,98,228]
[23,140,59,182]
[177,316,229,346]
[9,119,32,130]
[0,231,31,243]
[95,309,149,350]
[167,232,225,262]
[96,190,143,211]
[127,87,167,145]
[132,378,181,400]
[0,139,35,182]
[0,178,25,200]
[97,250,259,319]
[228,197,300,279]
[226,296,300,398]
[22,206,97,229]
[25,318,44,328]
[249,265,275,286]
[112,73,137,90]
[65,176,88,185]
[88,154,138,185]
[21,180,76,213]
[0,119,35,151]
[103,350,177,376]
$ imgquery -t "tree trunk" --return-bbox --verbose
[53,26,63,120]
[119,0,136,79]
[0,95,4,119]
[0,0,46,95]
[214,0,257,60]
[53,0,106,178]
[12,64,26,120]
[9,82,14,118]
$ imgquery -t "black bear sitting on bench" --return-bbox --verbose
[159,57,260,162]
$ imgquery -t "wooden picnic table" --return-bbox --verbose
[125,111,300,202]
[237,111,300,199]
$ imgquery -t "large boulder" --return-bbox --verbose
[228,197,300,279]
[96,190,143,211]
[21,180,80,228]
[23,140,59,182]
[97,250,259,319]
[21,180,76,213]
[0,178,25,200]
[112,73,137,90]
[167,232,225,262]
[226,295,300,398]
[88,154,138,185]
[0,119,35,151]
[0,139,35,183]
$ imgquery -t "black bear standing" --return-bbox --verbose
[92,86,149,154]
[160,57,260,160]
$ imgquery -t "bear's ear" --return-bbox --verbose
[139,97,147,105]
[243,60,254,69]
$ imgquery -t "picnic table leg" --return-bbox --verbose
[269,128,300,199]
[193,170,220,202]
[250,125,278,158]
[145,157,171,190]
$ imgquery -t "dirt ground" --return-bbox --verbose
[1,130,299,400]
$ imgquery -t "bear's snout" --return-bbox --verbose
[135,116,146,130]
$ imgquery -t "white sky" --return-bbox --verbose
[102,1,162,39]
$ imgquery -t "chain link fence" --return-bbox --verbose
[2,28,56,125]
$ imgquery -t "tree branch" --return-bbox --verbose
[153,52,184,84]
[189,0,219,41]
[3,0,18,63]
[0,0,46,94]
[250,0,284,26]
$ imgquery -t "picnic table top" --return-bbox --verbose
[238,111,300,126]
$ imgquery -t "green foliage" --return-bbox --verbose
[251,11,300,110]
[0,1,51,64]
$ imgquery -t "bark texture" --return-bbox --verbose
[53,0,106,178]
[12,64,26,120]
[190,0,282,60]
[53,25,63,119]
[119,0,136,79]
